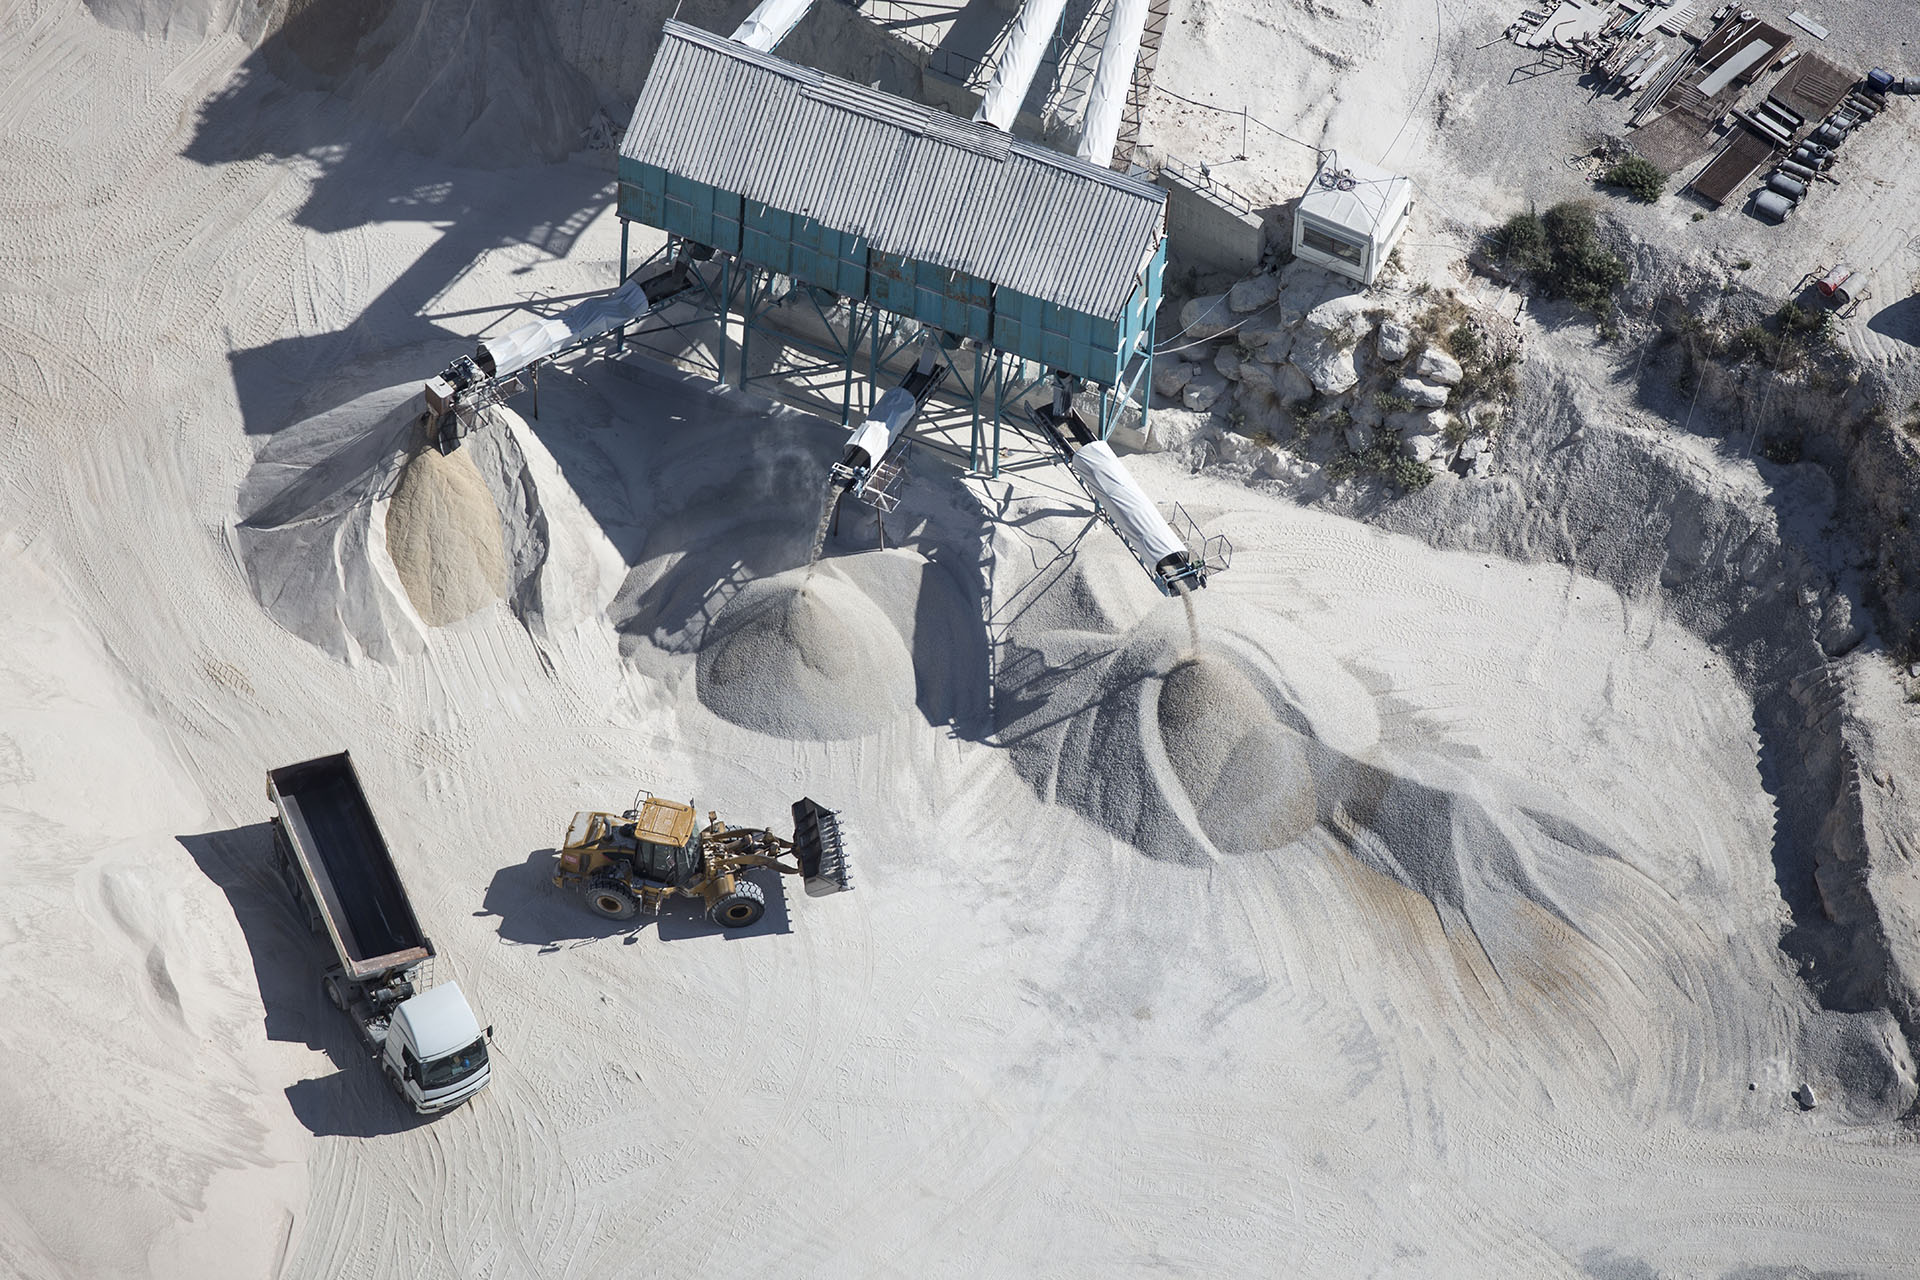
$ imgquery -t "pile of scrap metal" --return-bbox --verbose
[1509,0,1699,66]
[1749,79,1896,223]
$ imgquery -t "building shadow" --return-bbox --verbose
[180,17,620,443]
[479,846,793,948]
[175,823,429,1137]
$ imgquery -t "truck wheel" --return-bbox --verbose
[708,879,766,929]
[584,878,639,921]
[323,976,346,1011]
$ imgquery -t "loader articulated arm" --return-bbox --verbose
[700,798,851,898]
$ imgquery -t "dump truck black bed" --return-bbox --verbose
[269,753,431,981]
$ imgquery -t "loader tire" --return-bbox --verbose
[709,879,766,929]
[584,878,639,921]
[323,976,347,1012]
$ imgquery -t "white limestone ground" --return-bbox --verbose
[3,3,1919,1280]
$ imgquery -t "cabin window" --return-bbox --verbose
[1301,223,1366,267]
[420,1039,489,1090]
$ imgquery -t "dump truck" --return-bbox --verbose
[269,752,492,1114]
[553,793,849,927]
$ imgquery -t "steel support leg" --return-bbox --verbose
[617,219,630,352]
[991,354,1004,478]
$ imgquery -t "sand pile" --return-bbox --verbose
[1157,655,1317,853]
[696,567,914,739]
[384,442,508,626]
[1005,611,1604,951]
[235,386,428,663]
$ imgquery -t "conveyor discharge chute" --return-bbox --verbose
[831,348,947,496]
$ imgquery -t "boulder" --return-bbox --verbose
[1257,327,1297,365]
[1228,273,1281,313]
[1298,338,1363,396]
[1384,409,1446,437]
[1237,319,1290,353]
[1176,340,1214,363]
[1416,347,1464,385]
[1214,346,1243,382]
[1818,594,1866,657]
[1396,377,1449,409]
[1376,319,1411,362]
[1402,433,1438,463]
[1235,360,1277,398]
[1271,361,1316,405]
[1276,266,1340,328]
[1146,409,1208,453]
[1182,369,1229,412]
[1178,293,1235,341]
[1152,358,1196,398]
[1302,293,1372,338]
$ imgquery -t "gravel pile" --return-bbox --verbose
[696,566,914,739]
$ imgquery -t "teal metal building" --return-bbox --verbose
[617,21,1165,409]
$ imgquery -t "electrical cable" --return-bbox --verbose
[1383,0,1445,163]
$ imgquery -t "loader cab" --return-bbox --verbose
[621,796,701,884]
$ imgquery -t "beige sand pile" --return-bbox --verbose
[384,441,508,626]
[1157,654,1317,853]
[696,566,913,739]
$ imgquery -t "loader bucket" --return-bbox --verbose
[791,798,851,897]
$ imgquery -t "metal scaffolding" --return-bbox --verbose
[616,224,1144,477]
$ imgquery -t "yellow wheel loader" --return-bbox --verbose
[552,794,849,929]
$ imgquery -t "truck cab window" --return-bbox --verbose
[420,1039,490,1090]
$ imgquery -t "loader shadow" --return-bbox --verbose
[478,847,793,948]
[176,824,430,1138]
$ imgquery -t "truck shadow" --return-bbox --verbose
[176,823,432,1138]
[478,847,793,948]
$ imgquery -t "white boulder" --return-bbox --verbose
[1271,362,1316,405]
[1229,273,1281,313]
[1152,359,1196,398]
[1377,320,1411,362]
[1396,377,1449,409]
[1298,338,1363,396]
[1416,347,1465,385]
[1182,369,1229,412]
[1178,293,1236,341]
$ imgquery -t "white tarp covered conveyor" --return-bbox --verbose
[844,387,919,471]
[1068,441,1189,573]
[479,278,652,377]
[1073,0,1150,165]
[834,349,945,494]
[974,0,1072,131]
[730,0,819,53]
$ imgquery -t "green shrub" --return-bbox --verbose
[1601,155,1666,202]
[1375,392,1415,415]
[1490,212,1550,273]
[1388,455,1436,492]
[1444,325,1483,361]
[1538,203,1628,314]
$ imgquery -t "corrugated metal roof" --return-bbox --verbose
[621,21,1166,321]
